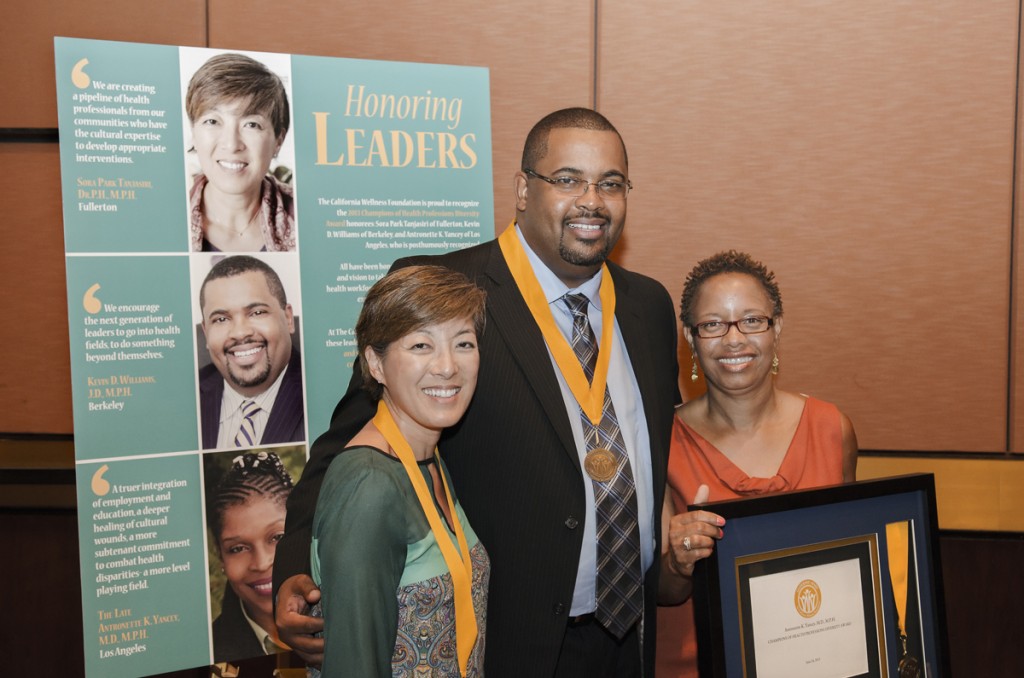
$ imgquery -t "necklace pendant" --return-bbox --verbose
[584,448,617,482]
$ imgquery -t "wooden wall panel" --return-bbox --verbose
[206,0,597,239]
[1014,13,1024,453]
[0,0,206,128]
[0,144,73,433]
[858,456,1024,532]
[940,533,1024,676]
[3,0,1023,454]
[2,511,84,677]
[600,1,1019,452]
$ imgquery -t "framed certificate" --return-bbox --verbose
[691,473,949,677]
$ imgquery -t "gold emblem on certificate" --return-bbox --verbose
[794,579,822,618]
[584,448,617,482]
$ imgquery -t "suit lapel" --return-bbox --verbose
[199,367,223,449]
[261,350,304,445]
[482,243,580,467]
[609,265,668,481]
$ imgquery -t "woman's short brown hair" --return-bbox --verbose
[679,250,783,327]
[185,53,290,141]
[357,265,486,400]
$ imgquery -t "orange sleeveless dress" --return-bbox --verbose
[655,396,845,677]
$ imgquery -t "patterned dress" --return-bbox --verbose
[310,446,489,676]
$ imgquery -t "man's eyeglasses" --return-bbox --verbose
[692,316,775,339]
[523,168,632,201]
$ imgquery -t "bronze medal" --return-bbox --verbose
[584,448,617,482]
[898,655,921,678]
[897,631,921,678]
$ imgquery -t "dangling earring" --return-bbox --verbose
[691,353,699,382]
[771,353,780,375]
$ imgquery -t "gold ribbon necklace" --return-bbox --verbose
[885,520,921,677]
[372,399,478,675]
[497,221,616,426]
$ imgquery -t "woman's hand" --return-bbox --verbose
[659,484,725,604]
[665,484,724,578]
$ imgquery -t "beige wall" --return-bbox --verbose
[2,2,1023,465]
[600,1,1019,453]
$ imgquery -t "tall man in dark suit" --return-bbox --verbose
[274,108,680,676]
[199,255,305,449]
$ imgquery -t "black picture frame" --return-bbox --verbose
[690,473,950,677]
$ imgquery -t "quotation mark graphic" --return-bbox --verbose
[84,283,102,314]
[91,464,111,496]
[72,58,90,89]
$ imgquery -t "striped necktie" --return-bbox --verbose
[563,293,643,638]
[234,399,262,448]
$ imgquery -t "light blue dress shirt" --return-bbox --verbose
[514,226,655,616]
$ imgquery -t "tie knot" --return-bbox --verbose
[563,293,590,318]
[241,399,260,417]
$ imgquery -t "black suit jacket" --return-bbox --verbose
[199,348,305,449]
[275,239,679,676]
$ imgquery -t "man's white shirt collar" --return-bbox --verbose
[220,365,288,417]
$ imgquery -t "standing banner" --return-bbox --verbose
[55,37,492,677]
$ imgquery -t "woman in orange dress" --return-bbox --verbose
[656,250,858,677]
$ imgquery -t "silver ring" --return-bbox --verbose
[683,536,692,551]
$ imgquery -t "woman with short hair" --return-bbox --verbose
[311,265,490,677]
[185,53,294,252]
[657,250,858,677]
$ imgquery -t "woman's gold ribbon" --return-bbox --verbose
[372,400,478,675]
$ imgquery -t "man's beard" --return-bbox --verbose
[225,349,272,389]
[558,231,612,267]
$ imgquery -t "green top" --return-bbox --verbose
[311,446,489,677]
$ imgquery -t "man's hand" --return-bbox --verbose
[276,574,325,667]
